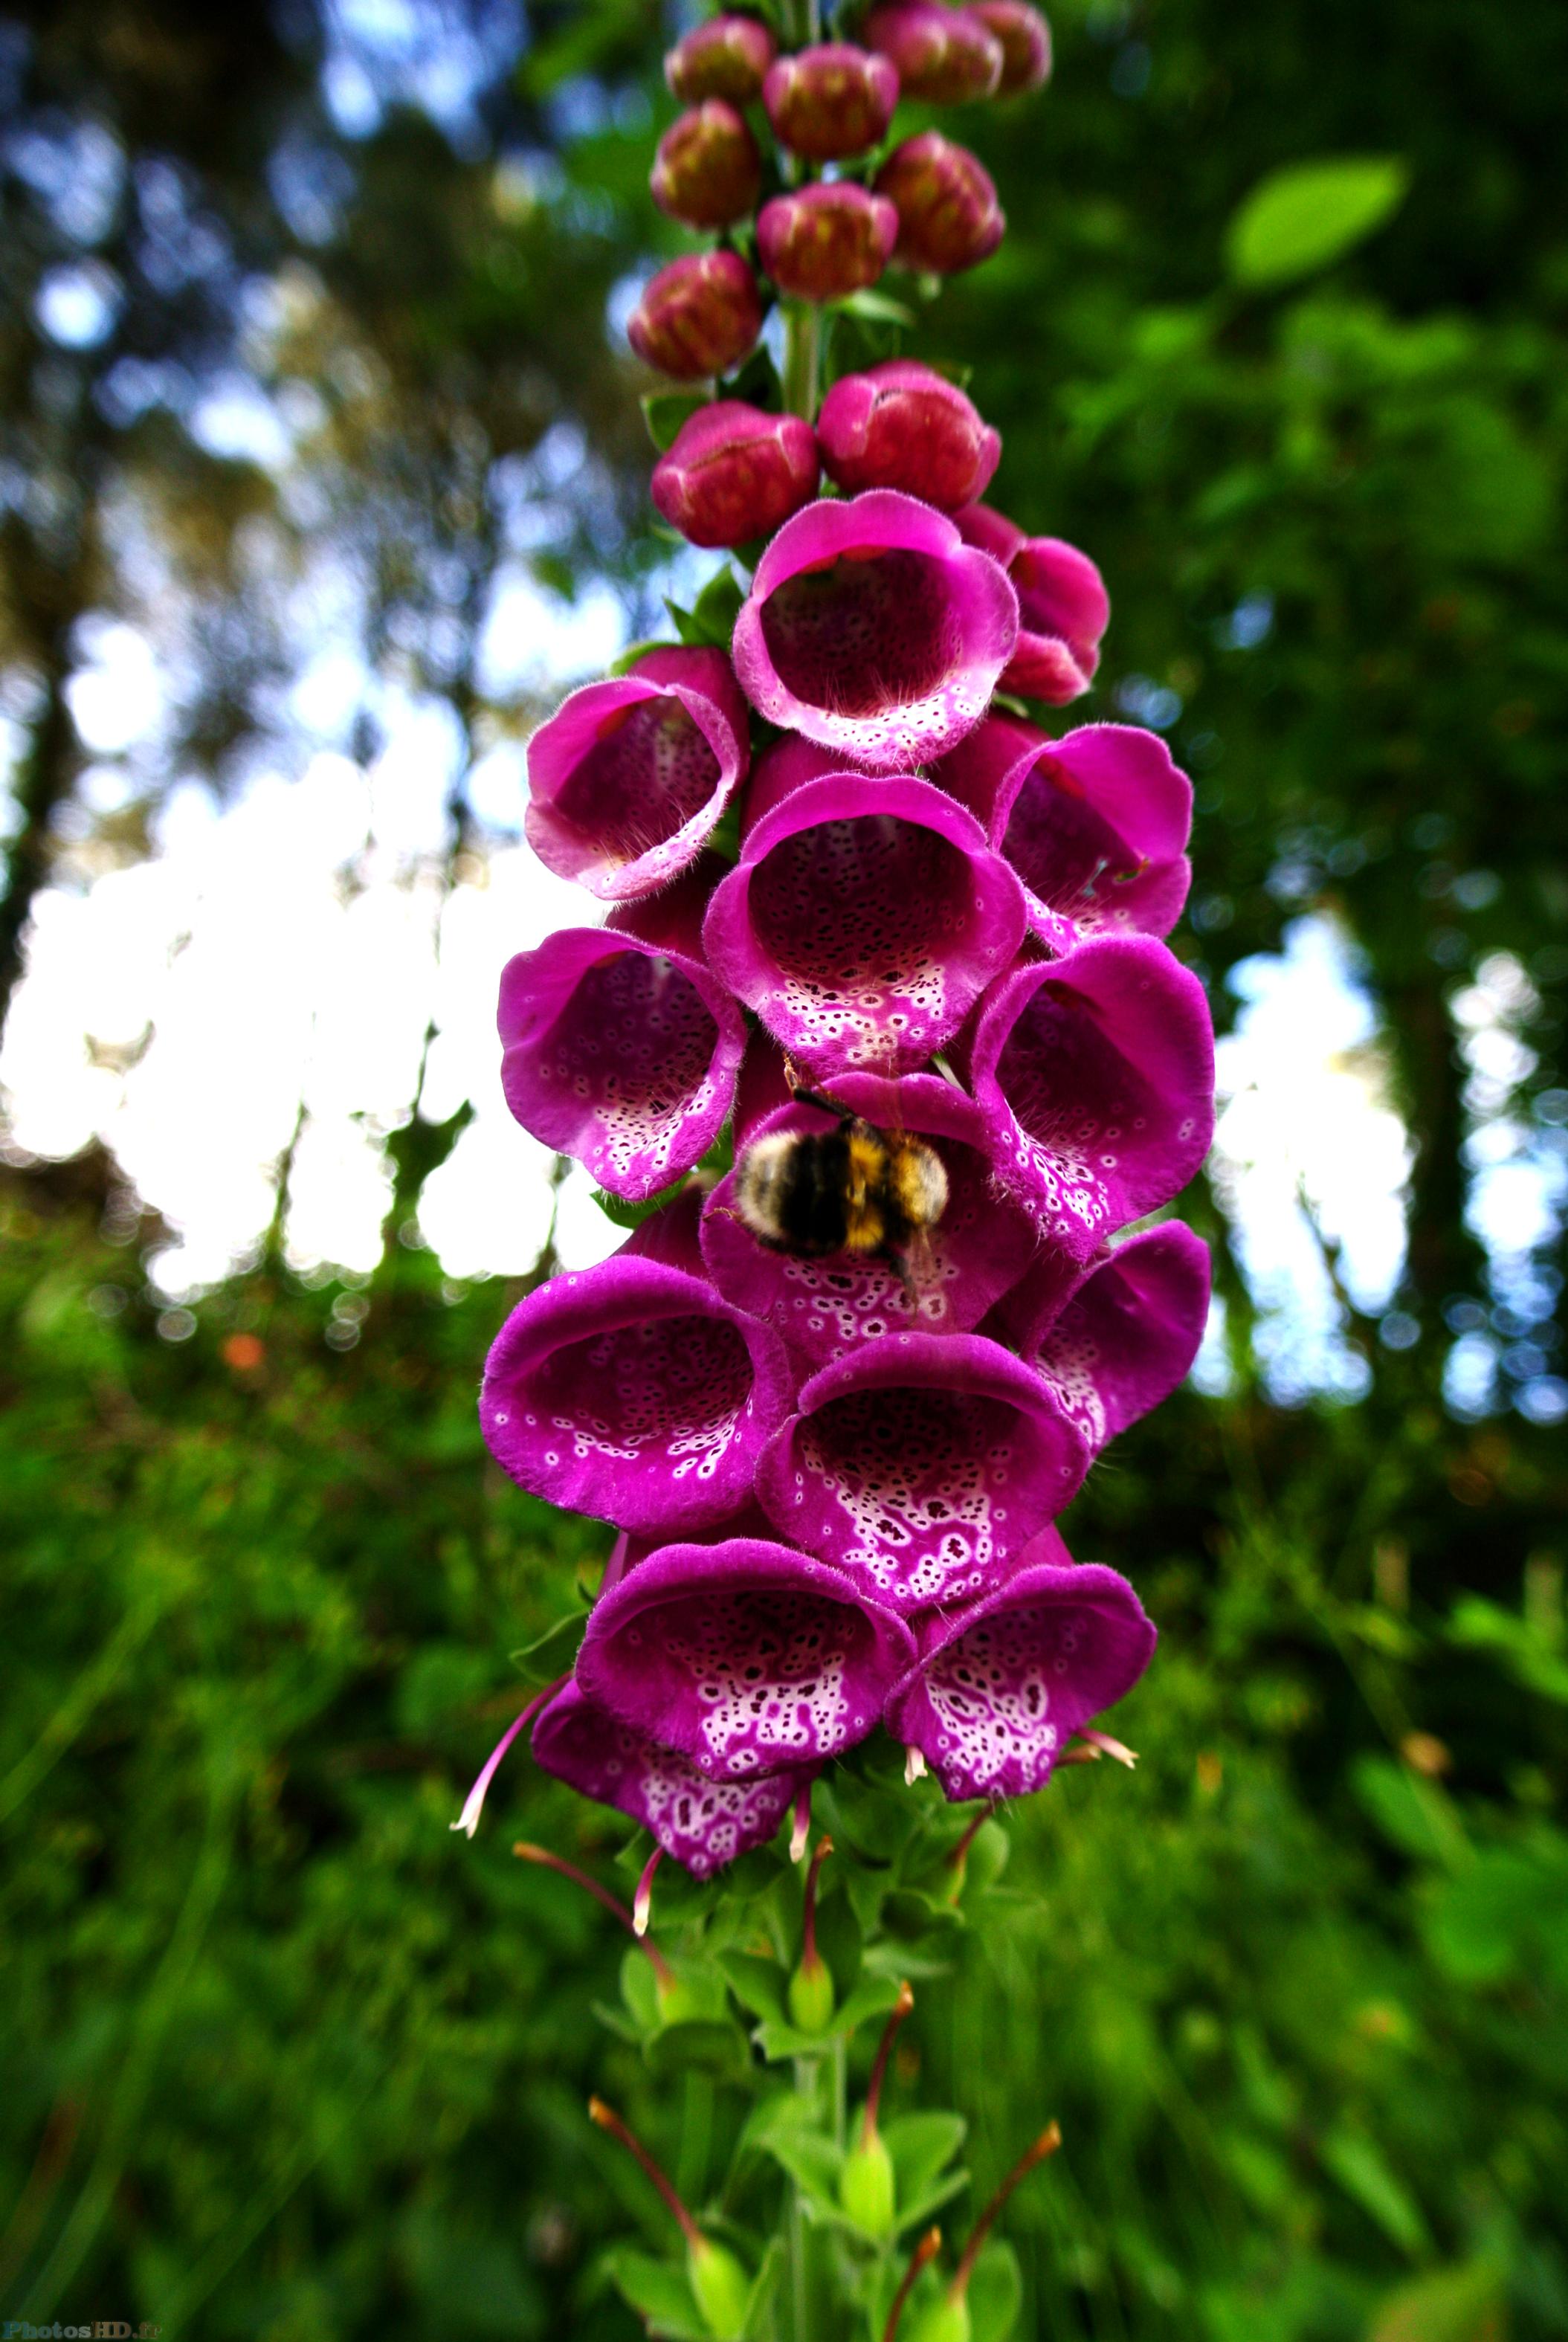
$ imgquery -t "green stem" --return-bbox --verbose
[781,302,822,423]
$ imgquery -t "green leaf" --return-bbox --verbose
[603,2246,708,2341]
[967,2241,1024,2342]
[1319,2126,1429,2256]
[720,1951,787,2024]
[834,287,917,327]
[642,390,710,452]
[885,2112,967,2207]
[1350,1755,1467,1870]
[743,2238,787,2338]
[756,2125,845,2213]
[718,344,784,410]
[646,2016,751,2081]
[1225,155,1410,288]
[509,1604,588,1685]
[591,1180,690,1230]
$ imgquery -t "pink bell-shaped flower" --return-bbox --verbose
[934,716,1193,947]
[970,0,1053,94]
[497,920,746,1202]
[627,250,764,381]
[665,13,777,105]
[968,935,1216,1257]
[755,1332,1088,1613]
[651,399,820,550]
[886,1548,1156,1801]
[816,361,1001,511]
[731,490,1018,770]
[480,1250,795,1535]
[523,645,749,901]
[651,100,762,230]
[874,132,1005,274]
[762,42,900,161]
[955,504,1108,701]
[575,1539,917,1781]
[987,1221,1212,1458]
[757,183,900,303]
[702,1071,1040,1365]
[702,772,1027,1077]
[865,4,1003,103]
[532,1682,806,1877]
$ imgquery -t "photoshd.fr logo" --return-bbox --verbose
[3,2323,161,2338]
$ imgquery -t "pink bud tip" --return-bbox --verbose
[874,133,1006,276]
[627,250,764,382]
[665,13,777,106]
[970,0,1053,94]
[817,360,1001,511]
[633,1845,664,1936]
[865,4,1003,104]
[763,42,899,161]
[758,182,900,305]
[651,101,762,231]
[651,400,820,550]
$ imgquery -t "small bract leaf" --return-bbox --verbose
[1225,156,1409,288]
[642,390,712,452]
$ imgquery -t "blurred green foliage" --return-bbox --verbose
[2,0,1568,2336]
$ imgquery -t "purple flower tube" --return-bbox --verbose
[731,491,1018,770]
[532,1681,805,1876]
[886,1552,1157,1801]
[480,1254,795,1533]
[969,936,1216,1257]
[987,1221,1213,1457]
[935,716,1193,948]
[703,772,1027,1077]
[702,1071,1039,1364]
[524,646,749,901]
[575,1539,917,1780]
[955,506,1109,704]
[755,1332,1088,1613]
[497,923,746,1201]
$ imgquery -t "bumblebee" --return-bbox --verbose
[732,1087,949,1268]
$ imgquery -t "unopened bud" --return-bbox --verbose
[787,1832,836,2030]
[758,183,899,304]
[651,101,762,230]
[628,251,764,381]
[764,41,899,161]
[690,2236,752,2338]
[652,399,819,549]
[969,0,1053,94]
[818,361,1001,511]
[865,4,1003,104]
[841,2126,897,2237]
[665,13,777,106]
[874,133,1005,275]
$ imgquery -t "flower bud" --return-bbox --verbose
[758,183,899,303]
[817,360,1000,509]
[763,41,899,161]
[969,0,1053,93]
[652,399,819,549]
[665,12,777,105]
[874,132,1005,274]
[627,250,764,381]
[651,100,761,230]
[865,4,1002,103]
[690,2237,752,2338]
[841,2129,897,2236]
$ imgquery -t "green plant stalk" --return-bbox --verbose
[781,301,822,424]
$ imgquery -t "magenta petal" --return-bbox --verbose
[970,938,1216,1258]
[498,928,745,1200]
[731,491,1018,771]
[576,1539,917,1779]
[755,1333,1088,1613]
[886,1554,1156,1801]
[480,1255,795,1534]
[523,646,749,901]
[532,1681,804,1875]
[991,1222,1212,1455]
[703,773,1027,1077]
[938,720,1193,946]
[740,732,874,839]
[703,1073,1040,1365]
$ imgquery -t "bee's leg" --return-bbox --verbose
[790,1085,853,1124]
[880,1244,920,1312]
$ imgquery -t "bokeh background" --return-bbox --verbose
[3,0,1567,2335]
